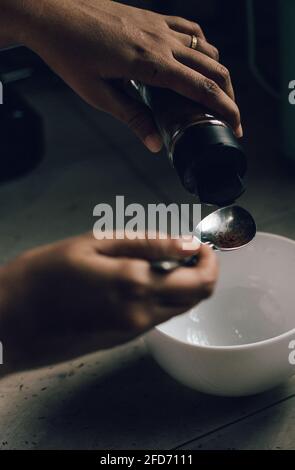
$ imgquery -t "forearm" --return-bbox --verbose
[0,254,137,377]
[0,255,55,376]
[0,0,40,48]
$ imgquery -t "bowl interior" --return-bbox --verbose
[157,232,295,347]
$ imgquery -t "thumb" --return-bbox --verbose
[98,233,199,261]
[98,80,163,153]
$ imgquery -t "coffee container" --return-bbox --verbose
[134,83,247,206]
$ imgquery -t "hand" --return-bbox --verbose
[0,232,218,373]
[6,0,242,152]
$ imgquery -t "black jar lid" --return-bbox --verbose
[173,122,247,206]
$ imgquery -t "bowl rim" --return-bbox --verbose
[154,231,295,351]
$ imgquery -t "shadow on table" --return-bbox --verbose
[34,352,290,450]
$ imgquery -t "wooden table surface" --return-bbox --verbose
[0,69,295,450]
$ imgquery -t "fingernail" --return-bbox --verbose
[176,236,200,252]
[236,124,243,138]
[144,134,163,153]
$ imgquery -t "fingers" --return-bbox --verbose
[125,303,192,333]
[147,304,194,327]
[173,32,219,61]
[97,234,197,261]
[157,61,242,137]
[170,31,234,101]
[166,16,218,62]
[104,82,163,152]
[81,79,163,153]
[80,234,218,334]
[113,242,217,305]
[173,48,235,100]
[120,244,218,331]
[129,15,242,136]
[166,16,206,40]
[152,244,218,302]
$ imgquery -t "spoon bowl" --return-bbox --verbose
[151,205,256,273]
[196,205,256,251]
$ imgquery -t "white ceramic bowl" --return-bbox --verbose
[146,232,295,396]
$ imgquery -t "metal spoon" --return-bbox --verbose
[151,205,256,273]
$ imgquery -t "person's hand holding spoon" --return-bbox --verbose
[151,206,256,273]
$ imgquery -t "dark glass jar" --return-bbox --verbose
[134,83,247,206]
